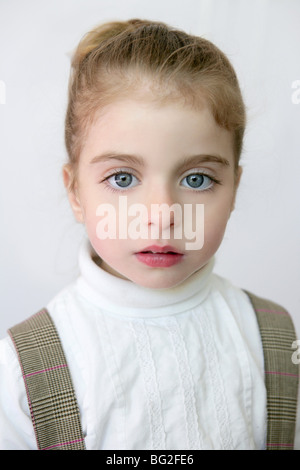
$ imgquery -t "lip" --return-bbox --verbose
[135,245,184,268]
[137,245,184,254]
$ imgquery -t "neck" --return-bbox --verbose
[77,238,215,318]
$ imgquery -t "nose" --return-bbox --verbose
[143,183,181,235]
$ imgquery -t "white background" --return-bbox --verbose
[0,0,299,338]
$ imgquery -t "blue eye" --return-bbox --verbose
[181,173,213,190]
[106,172,139,190]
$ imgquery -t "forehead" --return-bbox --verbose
[80,96,235,168]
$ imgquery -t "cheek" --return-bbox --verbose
[85,210,114,254]
[204,219,227,252]
[89,236,116,263]
[83,204,126,263]
[202,197,233,253]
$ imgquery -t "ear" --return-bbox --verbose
[62,164,85,223]
[230,165,243,212]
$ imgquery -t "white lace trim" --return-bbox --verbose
[166,318,204,450]
[193,307,234,449]
[131,320,166,450]
[96,315,127,449]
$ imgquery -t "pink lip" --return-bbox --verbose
[135,245,184,268]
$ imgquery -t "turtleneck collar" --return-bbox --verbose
[76,238,214,318]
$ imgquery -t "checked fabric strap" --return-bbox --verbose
[8,309,85,450]
[8,291,299,450]
[245,291,299,450]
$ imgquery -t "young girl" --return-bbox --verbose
[0,19,299,451]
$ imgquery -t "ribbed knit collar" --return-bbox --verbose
[76,238,214,318]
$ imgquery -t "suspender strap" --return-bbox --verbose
[8,309,85,450]
[8,294,299,450]
[245,291,299,450]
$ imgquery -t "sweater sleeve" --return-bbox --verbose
[0,337,37,450]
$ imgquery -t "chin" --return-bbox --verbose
[131,272,191,290]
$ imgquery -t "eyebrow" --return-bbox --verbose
[89,152,145,167]
[89,151,230,170]
[175,154,230,173]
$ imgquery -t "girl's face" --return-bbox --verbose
[64,96,241,289]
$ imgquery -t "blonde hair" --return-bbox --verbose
[65,19,246,189]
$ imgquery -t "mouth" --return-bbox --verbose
[135,245,184,268]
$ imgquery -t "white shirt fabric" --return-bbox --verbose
[0,239,299,450]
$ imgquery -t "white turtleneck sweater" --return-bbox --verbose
[0,240,299,450]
